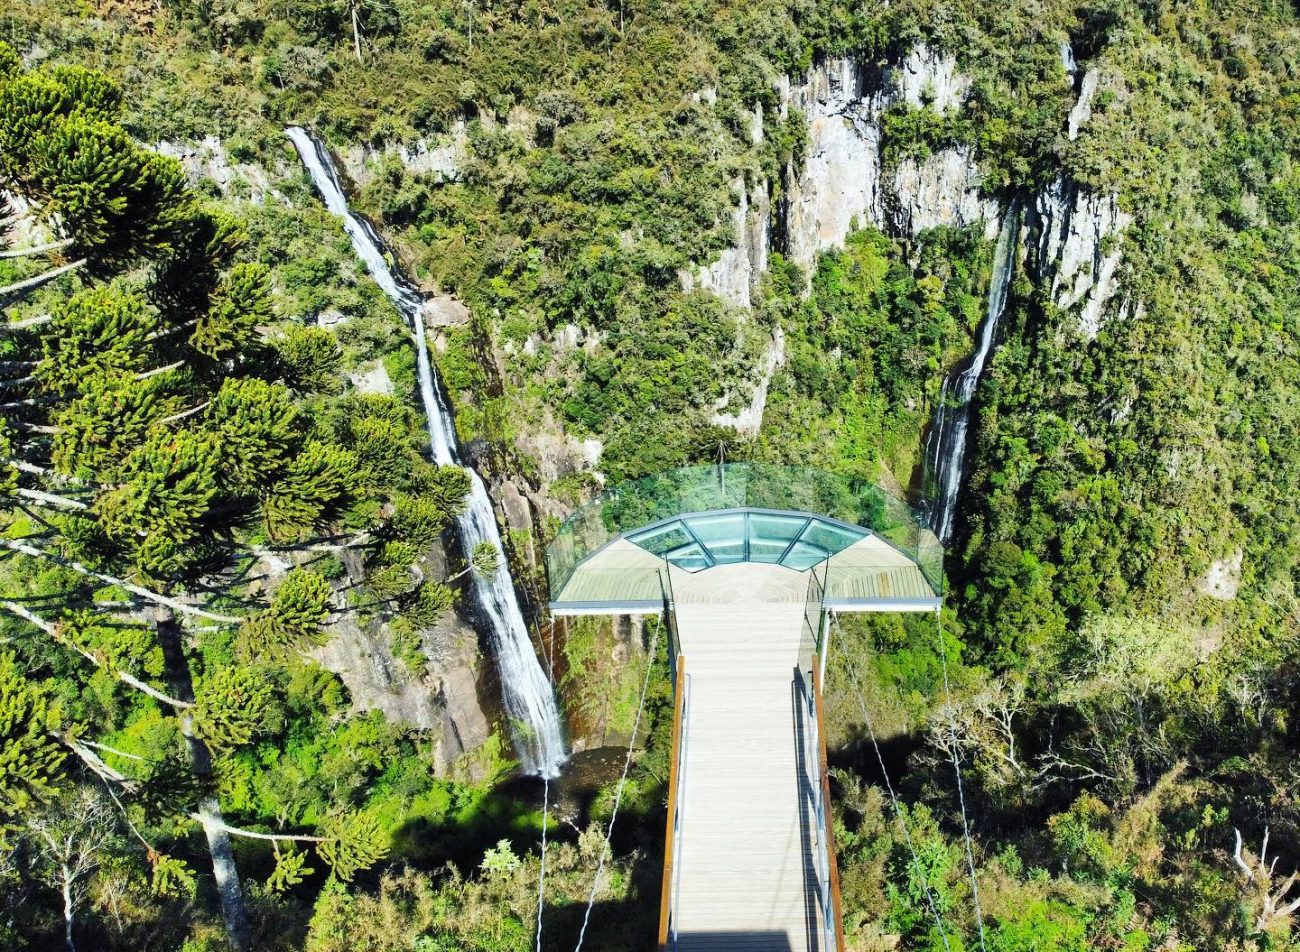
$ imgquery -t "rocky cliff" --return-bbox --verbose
[156,136,287,204]
[1031,177,1133,339]
[338,125,467,189]
[682,174,771,310]
[780,48,999,269]
[681,42,1141,444]
[689,43,1135,338]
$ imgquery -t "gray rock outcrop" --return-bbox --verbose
[1,190,53,248]
[1198,550,1243,601]
[1068,69,1101,141]
[682,176,771,309]
[348,360,394,395]
[890,146,999,239]
[338,125,467,189]
[781,57,888,269]
[155,137,284,203]
[712,326,785,436]
[310,592,492,772]
[1032,178,1133,339]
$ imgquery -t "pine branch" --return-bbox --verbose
[0,238,74,259]
[0,258,87,300]
[0,538,243,624]
[1,600,192,708]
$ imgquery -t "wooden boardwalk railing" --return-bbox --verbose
[658,657,687,950]
[812,656,847,952]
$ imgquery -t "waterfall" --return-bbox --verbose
[923,208,1018,544]
[286,127,567,777]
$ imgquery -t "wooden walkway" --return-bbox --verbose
[667,563,831,952]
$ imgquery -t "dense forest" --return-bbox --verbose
[2,0,1300,949]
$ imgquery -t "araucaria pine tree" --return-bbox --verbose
[0,46,462,950]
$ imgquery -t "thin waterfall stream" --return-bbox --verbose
[286,127,567,777]
[923,208,1019,544]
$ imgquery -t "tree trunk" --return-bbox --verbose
[61,871,76,952]
[351,3,363,61]
[155,605,252,951]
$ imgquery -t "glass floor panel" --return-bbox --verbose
[628,522,694,557]
[625,509,867,573]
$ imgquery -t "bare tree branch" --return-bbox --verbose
[0,259,87,300]
[0,238,73,259]
[2,600,192,709]
[14,487,88,510]
[0,538,242,623]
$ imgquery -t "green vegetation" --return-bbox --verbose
[0,45,586,950]
[757,226,990,486]
[4,0,1300,949]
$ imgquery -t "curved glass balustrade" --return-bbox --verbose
[545,464,943,599]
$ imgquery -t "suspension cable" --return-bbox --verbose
[573,621,661,952]
[833,613,952,952]
[933,607,987,952]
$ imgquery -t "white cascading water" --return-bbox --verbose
[924,208,1018,544]
[286,127,567,777]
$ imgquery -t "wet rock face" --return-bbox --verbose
[309,546,492,773]
[310,608,492,771]
[311,614,442,730]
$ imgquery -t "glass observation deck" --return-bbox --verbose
[545,464,943,614]
[628,511,871,573]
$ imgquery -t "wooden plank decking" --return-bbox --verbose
[666,563,830,952]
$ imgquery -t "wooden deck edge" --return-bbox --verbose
[657,657,687,950]
[812,656,848,952]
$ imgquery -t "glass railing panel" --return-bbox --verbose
[545,463,945,600]
[798,518,867,555]
[748,540,791,563]
[784,541,831,571]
